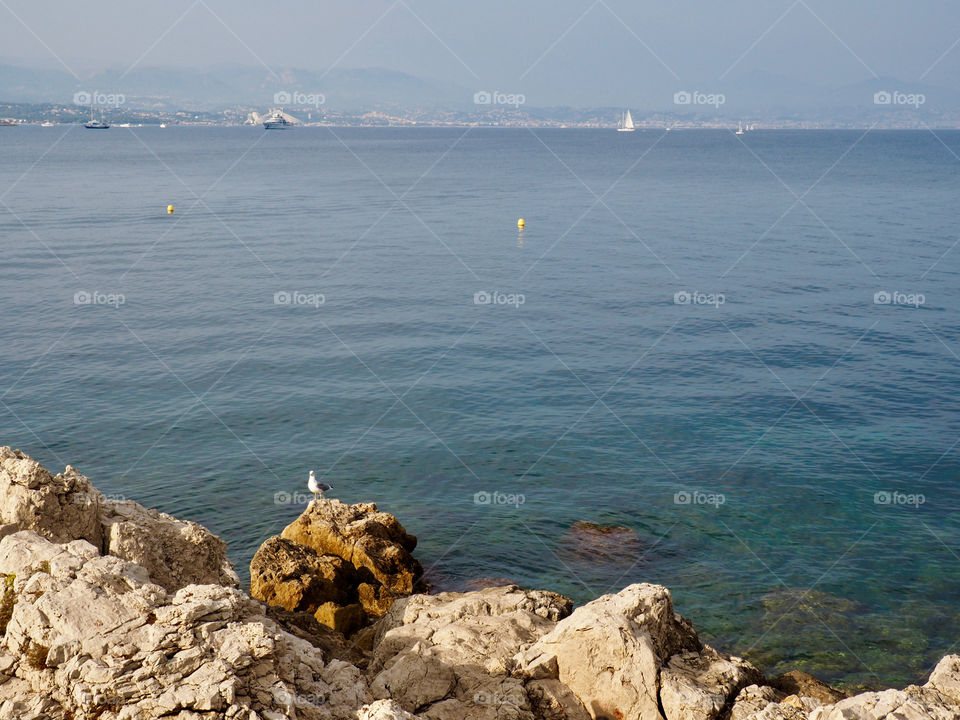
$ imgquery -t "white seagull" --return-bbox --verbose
[308,470,331,503]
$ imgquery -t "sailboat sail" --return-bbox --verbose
[618,110,636,132]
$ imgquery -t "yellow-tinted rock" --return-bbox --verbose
[315,602,367,635]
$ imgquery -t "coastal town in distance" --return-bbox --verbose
[2,100,958,129]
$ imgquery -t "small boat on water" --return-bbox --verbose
[84,108,109,129]
[736,122,745,135]
[40,121,55,127]
[617,110,636,132]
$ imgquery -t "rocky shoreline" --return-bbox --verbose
[0,446,957,720]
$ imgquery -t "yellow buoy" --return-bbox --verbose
[517,218,525,228]
[167,205,174,214]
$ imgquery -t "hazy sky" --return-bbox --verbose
[3,0,960,106]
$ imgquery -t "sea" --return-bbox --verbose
[1,125,958,689]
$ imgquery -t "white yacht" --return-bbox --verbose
[263,109,294,129]
[617,110,636,132]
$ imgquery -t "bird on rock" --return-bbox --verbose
[308,470,331,503]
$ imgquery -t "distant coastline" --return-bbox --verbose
[3,100,960,130]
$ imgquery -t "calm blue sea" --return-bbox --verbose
[1,126,958,688]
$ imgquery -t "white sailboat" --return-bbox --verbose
[617,110,636,132]
[736,121,745,135]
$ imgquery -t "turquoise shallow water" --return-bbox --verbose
[1,126,958,688]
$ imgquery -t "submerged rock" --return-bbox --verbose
[769,671,847,706]
[559,521,645,563]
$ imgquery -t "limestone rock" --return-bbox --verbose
[316,601,368,636]
[769,671,846,706]
[515,583,700,720]
[729,685,806,720]
[282,498,424,598]
[808,687,960,720]
[660,645,765,720]
[368,586,572,720]
[0,529,371,720]
[101,497,240,592]
[525,679,592,720]
[373,586,572,674]
[0,447,238,594]
[807,656,960,720]
[0,447,102,547]
[927,654,960,703]
[361,699,425,720]
[250,536,358,611]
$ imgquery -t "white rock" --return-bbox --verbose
[659,645,764,720]
[361,699,425,720]
[515,584,700,720]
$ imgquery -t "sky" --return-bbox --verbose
[2,0,960,107]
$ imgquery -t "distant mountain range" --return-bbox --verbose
[2,62,960,123]
[0,63,470,111]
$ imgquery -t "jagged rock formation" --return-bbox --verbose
[250,498,425,633]
[0,446,958,720]
[0,447,238,592]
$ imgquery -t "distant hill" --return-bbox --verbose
[0,63,470,111]
[2,61,960,124]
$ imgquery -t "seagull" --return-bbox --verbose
[308,470,331,503]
